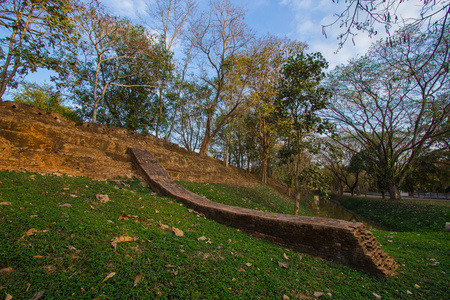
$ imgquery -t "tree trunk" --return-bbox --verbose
[338,181,344,196]
[294,192,300,216]
[388,183,401,200]
[199,137,210,157]
[260,155,268,184]
[225,125,231,167]
[92,102,98,123]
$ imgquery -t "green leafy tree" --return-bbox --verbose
[0,0,77,100]
[320,138,363,196]
[58,4,164,123]
[12,82,80,122]
[98,34,173,133]
[274,51,332,215]
[246,36,306,183]
[327,25,450,199]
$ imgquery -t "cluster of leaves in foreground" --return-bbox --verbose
[334,195,450,232]
[177,181,311,216]
[0,171,448,299]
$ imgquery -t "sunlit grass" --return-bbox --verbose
[0,171,448,299]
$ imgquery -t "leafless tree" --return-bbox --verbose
[188,0,253,157]
[142,0,197,138]
[324,0,450,51]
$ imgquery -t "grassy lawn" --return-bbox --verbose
[0,171,448,299]
[177,181,311,216]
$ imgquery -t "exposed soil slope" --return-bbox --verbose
[0,101,259,186]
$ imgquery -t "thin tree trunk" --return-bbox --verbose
[225,124,231,167]
[260,155,268,184]
[294,192,300,216]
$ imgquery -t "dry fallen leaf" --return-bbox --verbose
[165,264,176,268]
[246,263,252,267]
[407,290,413,295]
[278,261,289,269]
[5,294,12,300]
[102,272,116,283]
[158,222,169,229]
[172,227,184,237]
[415,284,421,289]
[197,236,207,241]
[373,292,382,299]
[283,253,289,260]
[118,213,131,220]
[96,194,110,203]
[0,202,12,206]
[59,203,72,208]
[133,274,142,287]
[25,228,40,236]
[33,255,44,259]
[110,235,134,250]
[314,292,324,298]
[29,291,45,300]
[0,267,14,275]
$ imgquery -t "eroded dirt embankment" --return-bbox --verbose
[0,101,259,186]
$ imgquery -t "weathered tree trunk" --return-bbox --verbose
[388,183,401,200]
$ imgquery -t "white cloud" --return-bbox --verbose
[102,0,147,20]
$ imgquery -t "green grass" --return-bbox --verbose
[177,181,311,216]
[0,171,449,299]
[333,195,450,232]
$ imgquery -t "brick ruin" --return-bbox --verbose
[129,147,398,277]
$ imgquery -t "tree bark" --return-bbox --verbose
[260,153,268,184]
[388,183,401,200]
[294,192,300,215]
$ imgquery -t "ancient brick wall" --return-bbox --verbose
[129,147,398,277]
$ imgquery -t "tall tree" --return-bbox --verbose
[174,81,210,152]
[143,0,197,139]
[0,0,76,100]
[97,37,171,132]
[246,36,306,183]
[320,138,363,196]
[327,25,450,199]
[188,0,252,156]
[59,4,165,123]
[275,51,332,215]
